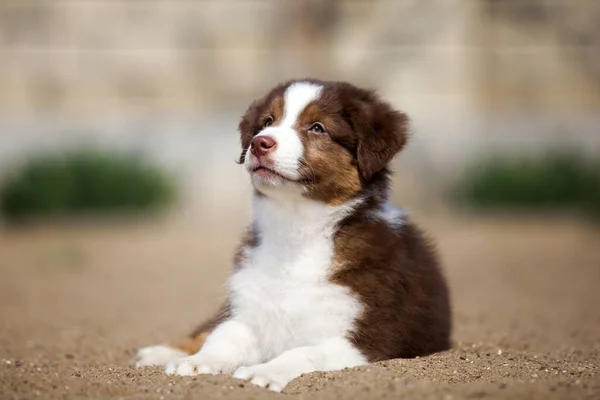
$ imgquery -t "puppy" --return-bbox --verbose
[134,79,451,392]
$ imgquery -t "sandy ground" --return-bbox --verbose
[1,213,599,399]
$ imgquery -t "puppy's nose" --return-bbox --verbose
[251,135,277,157]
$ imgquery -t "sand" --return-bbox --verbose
[1,213,599,399]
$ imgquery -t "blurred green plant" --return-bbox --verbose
[454,149,600,220]
[0,149,176,222]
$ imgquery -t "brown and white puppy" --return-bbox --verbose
[134,79,451,392]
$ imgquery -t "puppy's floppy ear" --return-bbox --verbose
[347,93,409,180]
[237,99,262,164]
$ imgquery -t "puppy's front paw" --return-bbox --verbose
[234,363,296,393]
[133,345,187,368]
[165,353,232,376]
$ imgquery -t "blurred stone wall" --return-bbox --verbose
[2,0,597,115]
[476,0,600,112]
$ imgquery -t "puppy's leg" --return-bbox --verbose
[165,319,261,375]
[134,305,229,368]
[233,337,367,392]
[133,333,211,367]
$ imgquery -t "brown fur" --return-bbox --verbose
[171,333,210,355]
[332,215,451,361]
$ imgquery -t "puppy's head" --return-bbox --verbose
[238,79,408,204]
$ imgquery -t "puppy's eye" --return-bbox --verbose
[264,116,274,128]
[309,123,326,134]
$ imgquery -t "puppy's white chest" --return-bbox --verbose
[228,241,360,360]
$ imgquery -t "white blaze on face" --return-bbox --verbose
[281,82,323,129]
[246,82,323,183]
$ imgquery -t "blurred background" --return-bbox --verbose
[1,0,599,223]
[0,3,599,395]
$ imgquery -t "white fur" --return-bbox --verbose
[377,202,406,229]
[232,338,365,392]
[164,195,368,391]
[281,82,323,129]
[228,196,364,361]
[134,345,187,368]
